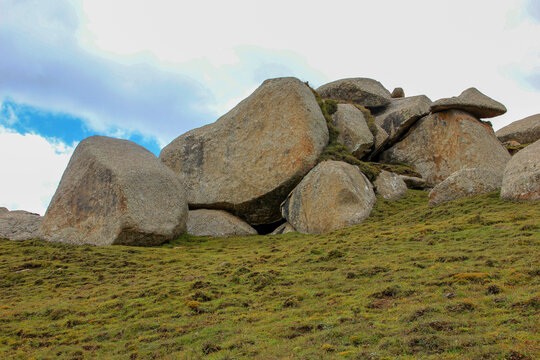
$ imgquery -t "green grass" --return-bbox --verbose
[1,191,539,359]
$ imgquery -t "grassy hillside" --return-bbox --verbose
[1,191,538,359]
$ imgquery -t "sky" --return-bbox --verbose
[1,0,539,215]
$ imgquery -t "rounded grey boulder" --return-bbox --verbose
[428,168,503,206]
[496,114,540,145]
[500,139,540,201]
[39,136,188,246]
[0,207,42,241]
[281,160,376,234]
[373,171,408,200]
[160,77,328,225]
[187,209,257,237]
[316,78,392,108]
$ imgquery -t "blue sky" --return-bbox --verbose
[1,0,539,214]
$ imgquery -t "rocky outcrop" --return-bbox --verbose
[373,171,408,200]
[332,104,374,158]
[375,95,432,146]
[430,88,506,118]
[39,136,188,246]
[281,160,376,234]
[399,175,427,189]
[391,87,405,98]
[187,209,257,237]
[270,222,296,235]
[381,110,511,187]
[160,77,328,225]
[500,139,540,201]
[316,78,392,108]
[428,168,503,206]
[496,114,540,144]
[0,207,42,241]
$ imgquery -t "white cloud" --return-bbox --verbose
[0,126,74,215]
[0,103,18,125]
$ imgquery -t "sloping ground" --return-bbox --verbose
[0,191,538,359]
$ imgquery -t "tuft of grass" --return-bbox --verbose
[0,190,539,359]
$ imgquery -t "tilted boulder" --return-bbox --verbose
[0,207,42,241]
[160,77,328,225]
[428,168,503,206]
[375,95,432,146]
[332,104,374,158]
[316,78,392,108]
[398,175,427,189]
[373,171,408,200]
[281,160,376,234]
[270,222,296,235]
[500,139,540,201]
[39,136,188,246]
[496,114,540,144]
[430,87,507,118]
[381,110,511,187]
[187,209,257,237]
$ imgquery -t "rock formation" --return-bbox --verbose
[39,136,188,246]
[500,139,540,201]
[496,114,540,144]
[160,77,328,225]
[0,207,42,241]
[332,104,374,159]
[430,88,507,118]
[316,78,392,108]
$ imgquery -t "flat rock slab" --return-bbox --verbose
[281,160,376,234]
[332,104,374,158]
[160,77,328,225]
[187,209,257,237]
[428,168,503,206]
[375,95,432,146]
[316,78,392,108]
[399,175,427,189]
[500,139,540,201]
[431,87,506,118]
[0,207,42,241]
[496,114,540,144]
[373,171,408,200]
[39,136,188,246]
[381,110,511,187]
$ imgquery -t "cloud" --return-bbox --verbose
[0,126,74,215]
[527,0,540,22]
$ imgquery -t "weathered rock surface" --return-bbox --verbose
[281,160,376,234]
[187,209,257,237]
[39,136,188,246]
[381,110,511,187]
[496,114,540,144]
[391,87,405,98]
[160,77,328,225]
[428,168,503,206]
[332,104,374,158]
[431,88,507,118]
[398,175,427,189]
[270,222,296,235]
[0,207,42,241]
[373,124,389,154]
[316,78,392,108]
[375,95,432,145]
[373,171,408,200]
[500,139,540,201]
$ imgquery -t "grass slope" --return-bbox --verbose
[0,191,539,359]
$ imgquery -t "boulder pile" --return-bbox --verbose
[2,76,537,245]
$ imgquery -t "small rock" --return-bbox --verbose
[187,209,257,237]
[391,87,405,98]
[373,171,408,200]
[316,78,392,108]
[431,87,507,118]
[443,292,457,299]
[496,113,540,144]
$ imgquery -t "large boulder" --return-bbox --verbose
[374,95,432,146]
[187,209,257,237]
[332,104,374,158]
[381,110,511,187]
[496,114,540,144]
[430,88,507,118]
[281,160,376,234]
[39,136,188,246]
[0,207,42,241]
[373,171,408,200]
[316,78,392,108]
[428,168,503,206]
[500,139,540,201]
[160,77,328,225]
